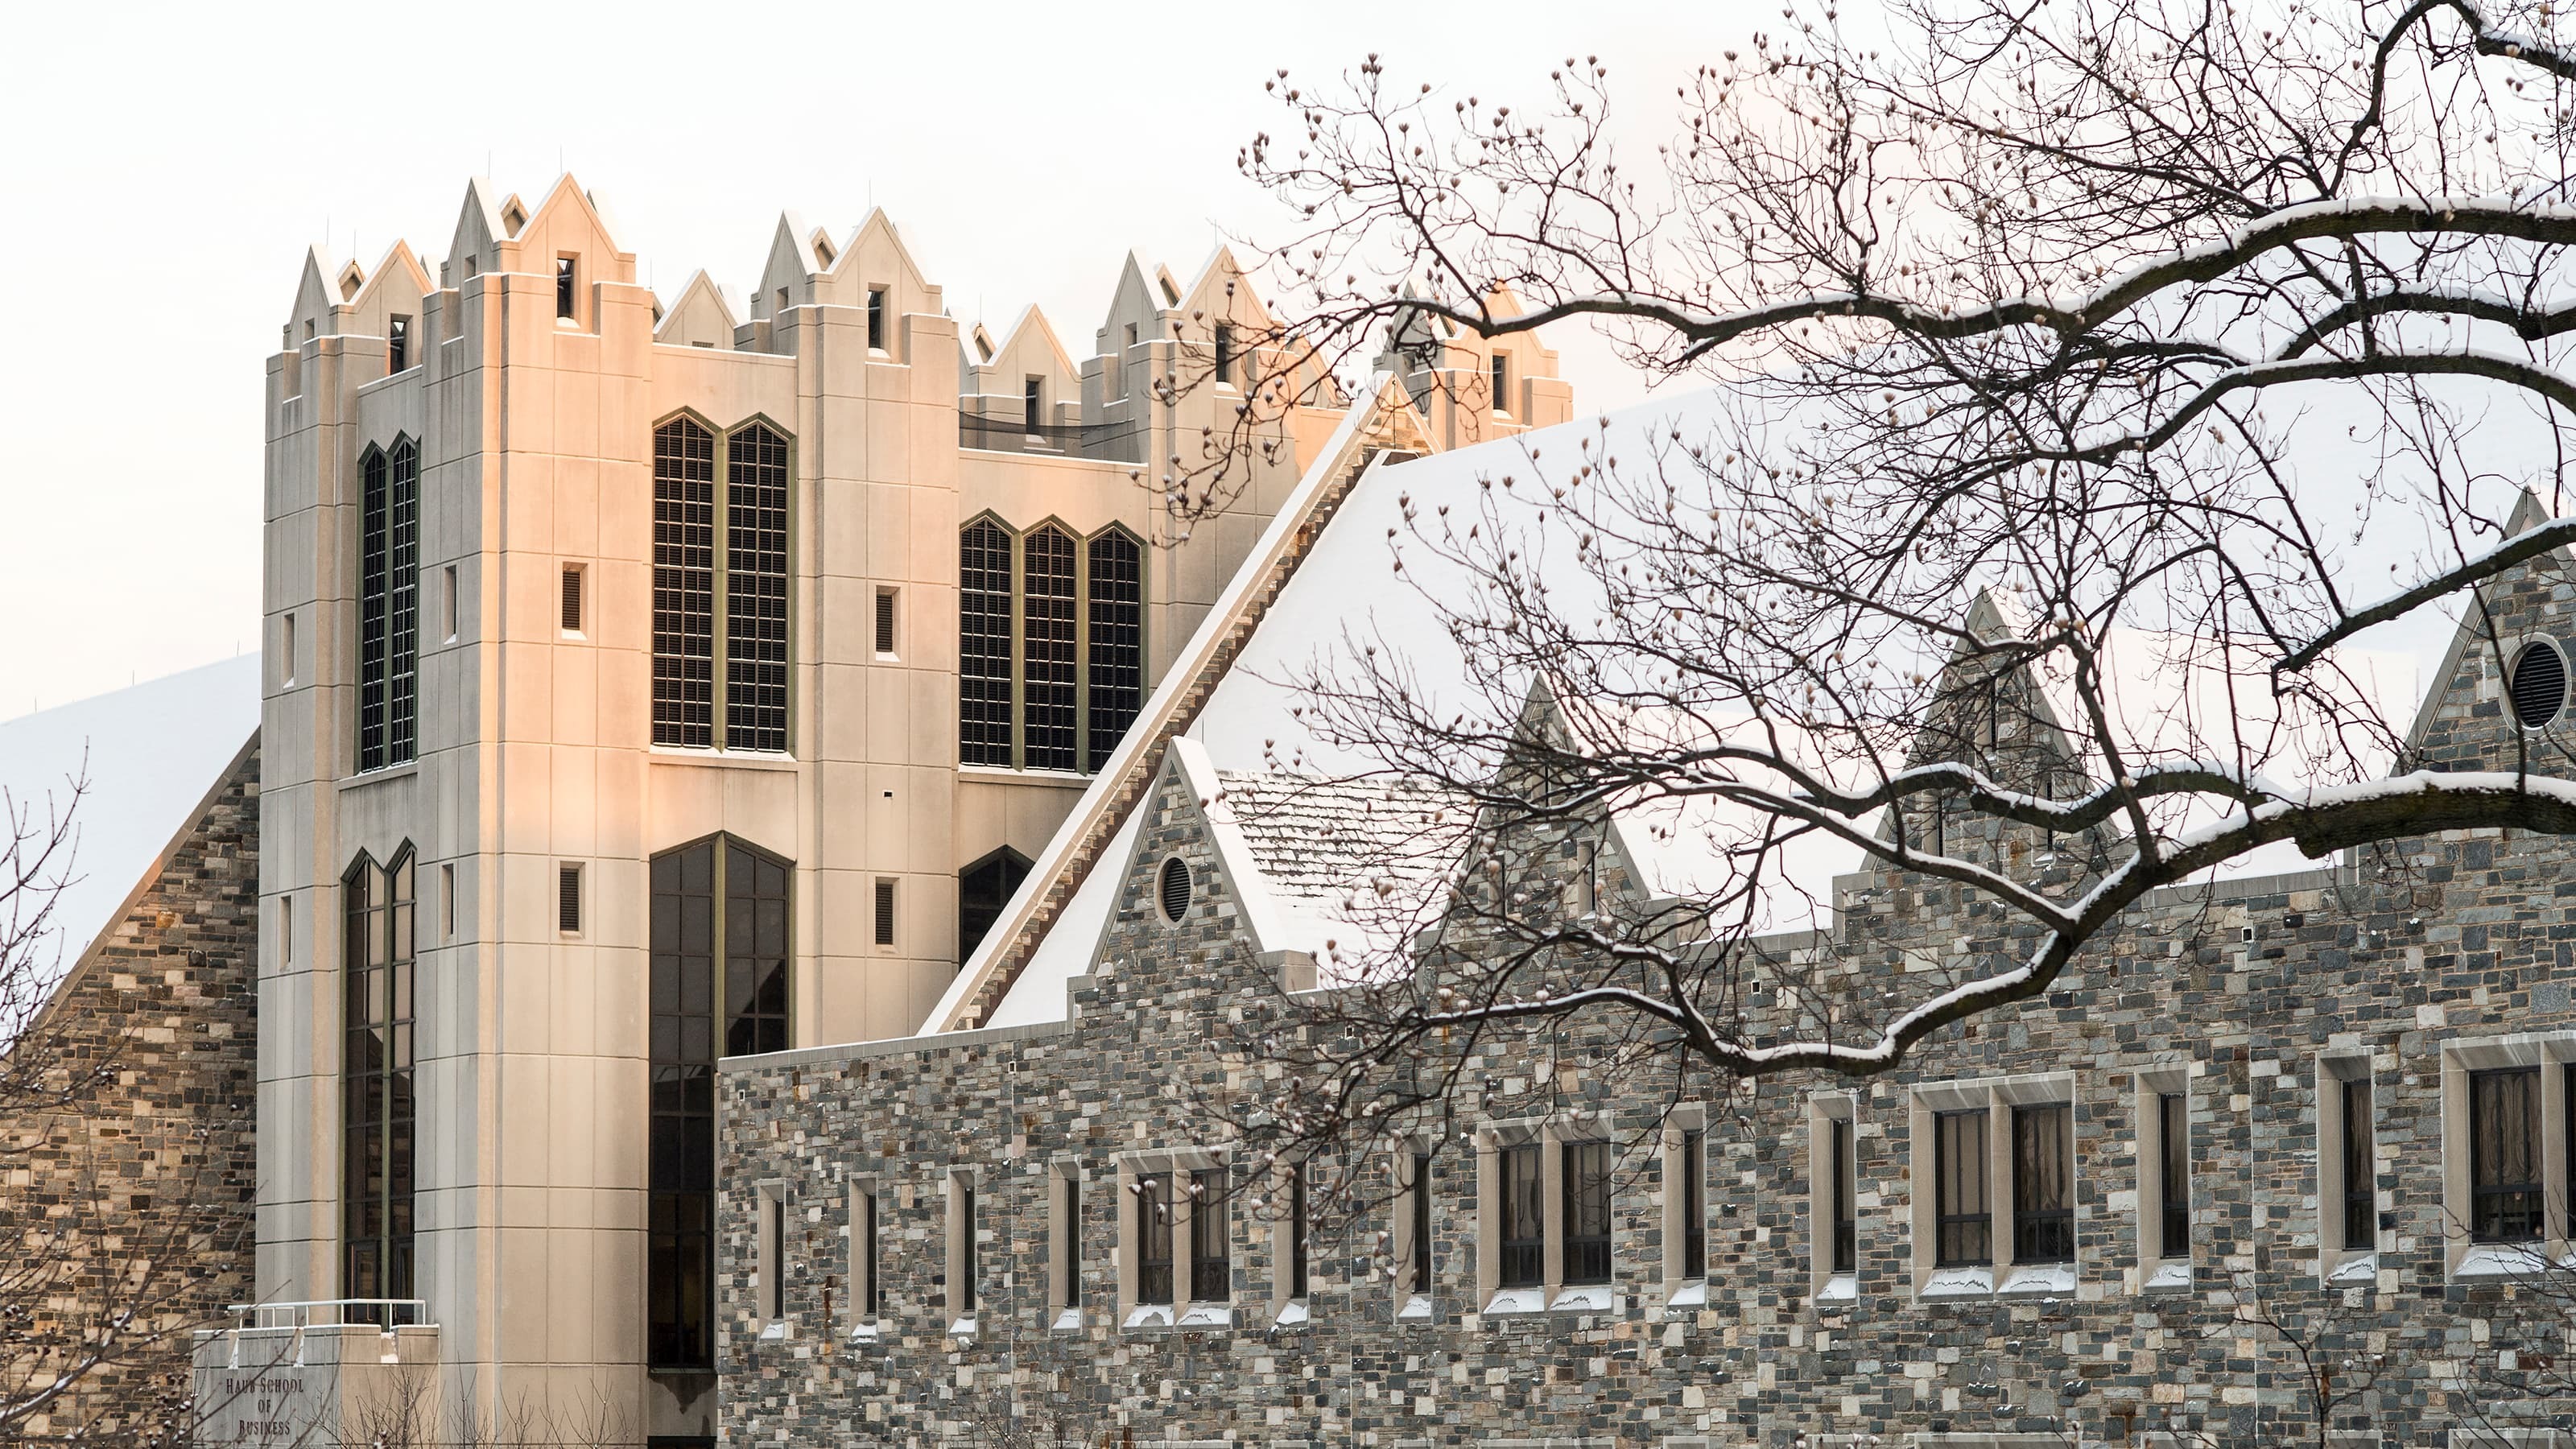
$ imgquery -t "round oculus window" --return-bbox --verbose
[2509,639,2568,730]
[1158,857,1194,922]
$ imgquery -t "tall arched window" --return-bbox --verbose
[1086,529,1143,771]
[1022,526,1079,770]
[651,418,717,748]
[958,846,1032,965]
[725,423,791,752]
[343,846,416,1310]
[650,416,794,753]
[648,834,791,1369]
[355,440,421,773]
[959,519,1014,766]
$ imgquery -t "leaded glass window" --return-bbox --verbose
[1022,526,1078,770]
[1934,1108,1991,1267]
[724,423,791,752]
[357,448,390,770]
[2471,1066,2544,1242]
[2012,1104,2074,1264]
[1086,530,1142,770]
[1561,1141,1611,1286]
[1136,1173,1174,1306]
[649,833,792,1368]
[386,440,419,766]
[342,847,415,1312]
[1190,1166,1229,1303]
[652,418,717,748]
[1498,1144,1543,1288]
[959,520,1014,766]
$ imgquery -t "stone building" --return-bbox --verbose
[715,407,2576,1443]
[0,692,260,1443]
[204,172,1568,1441]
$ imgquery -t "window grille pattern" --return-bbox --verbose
[1137,1173,1174,1305]
[725,423,791,752]
[959,521,1014,766]
[1561,1141,1612,1286]
[2157,1093,2189,1258]
[386,441,419,766]
[2471,1067,2544,1241]
[652,419,717,748]
[1933,1109,1991,1266]
[2012,1104,2074,1264]
[1022,526,1078,770]
[1499,1143,1544,1288]
[1087,530,1143,770]
[341,848,415,1310]
[1191,1166,1229,1302]
[2341,1077,2375,1250]
[357,450,389,771]
[649,835,792,1368]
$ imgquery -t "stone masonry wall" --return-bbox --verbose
[0,740,260,1445]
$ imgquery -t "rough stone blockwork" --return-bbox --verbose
[0,741,258,1444]
[720,554,2576,1445]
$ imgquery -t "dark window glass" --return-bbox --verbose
[341,848,416,1318]
[648,835,792,1368]
[1021,526,1078,770]
[386,441,419,766]
[388,315,409,374]
[561,566,584,633]
[859,1189,881,1315]
[873,879,895,947]
[874,589,896,654]
[1409,1152,1433,1298]
[1213,323,1235,385]
[866,288,886,349]
[1498,1145,1543,1288]
[724,423,791,752]
[2471,1067,2545,1242]
[958,848,1030,966]
[357,449,390,770]
[958,521,1014,766]
[2158,1092,2189,1259]
[1831,1118,1856,1275]
[1062,1173,1081,1309]
[1191,1167,1229,1302]
[2341,1076,2375,1252]
[1489,353,1508,411]
[1561,1141,1611,1286]
[558,863,581,933]
[958,1183,977,1314]
[1934,1108,1992,1267]
[1289,1164,1309,1299]
[1024,378,1044,431]
[1681,1129,1707,1279]
[652,419,717,748]
[556,257,576,318]
[761,1195,785,1319]
[1086,530,1143,771]
[1137,1174,1174,1306]
[2013,1104,2074,1265]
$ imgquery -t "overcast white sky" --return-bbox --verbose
[0,0,1746,718]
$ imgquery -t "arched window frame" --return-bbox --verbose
[648,410,798,755]
[341,843,418,1315]
[957,844,1034,966]
[956,514,1149,775]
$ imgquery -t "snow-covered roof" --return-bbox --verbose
[0,655,261,1009]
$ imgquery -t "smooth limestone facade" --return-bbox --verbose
[716,535,2576,1443]
[237,172,1568,1439]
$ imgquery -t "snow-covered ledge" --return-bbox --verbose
[1665,1278,1710,1311]
[1814,1273,1858,1306]
[1176,1302,1236,1329]
[1049,1307,1084,1332]
[1121,1303,1174,1330]
[2455,1243,2553,1279]
[2326,1252,2379,1287]
[946,1315,977,1340]
[1481,1286,1546,1316]
[1550,1283,1616,1313]
[1396,1294,1434,1322]
[2000,1263,2077,1296]
[1921,1265,1994,1299]
[2145,1260,2194,1294]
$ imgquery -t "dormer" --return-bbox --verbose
[752,206,942,357]
[654,270,742,351]
[442,174,635,329]
[959,307,1081,432]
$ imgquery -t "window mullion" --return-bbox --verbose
[1072,541,1090,772]
[1009,527,1026,772]
[712,435,732,753]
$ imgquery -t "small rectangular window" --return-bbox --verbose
[1191,1166,1229,1303]
[443,566,460,642]
[850,1186,881,1324]
[1679,1129,1707,1280]
[955,1178,977,1316]
[1560,1141,1611,1286]
[2157,1092,2189,1259]
[1408,1151,1432,1299]
[556,258,578,320]
[875,588,898,656]
[2011,1104,2074,1265]
[279,895,293,964]
[2470,1066,2544,1242]
[281,613,296,687]
[560,564,584,634]
[388,316,411,375]
[557,862,583,935]
[1830,1118,1856,1274]
[1024,378,1044,431]
[1212,323,1235,386]
[1489,353,1509,413]
[2341,1076,2374,1251]
[1288,1163,1310,1300]
[873,879,896,947]
[1498,1143,1544,1288]
[440,863,455,940]
[1049,1168,1080,1318]
[775,287,790,316]
[1934,1108,1991,1267]
[866,287,886,349]
[758,1191,786,1322]
[1137,1172,1174,1306]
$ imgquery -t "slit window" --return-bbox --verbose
[1679,1129,1707,1280]
[2157,1092,2189,1259]
[387,315,410,374]
[1190,1166,1229,1303]
[2011,1104,2074,1265]
[1024,378,1044,431]
[440,863,454,940]
[556,258,577,320]
[1212,323,1235,385]
[1051,1169,1080,1315]
[2341,1076,2375,1252]
[953,1177,977,1317]
[758,1191,785,1322]
[557,862,582,935]
[866,287,886,349]
[1137,1172,1174,1306]
[1489,353,1509,413]
[855,1187,881,1320]
[1560,1141,1611,1286]
[1830,1118,1857,1275]
[1288,1163,1310,1299]
[1498,1143,1543,1289]
[1408,1151,1433,1298]
[1933,1108,1991,1267]
[560,564,584,634]
[2470,1066,2544,1242]
[874,588,898,656]
[442,566,459,643]
[282,613,297,687]
[873,879,896,947]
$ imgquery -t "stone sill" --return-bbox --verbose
[648,746,798,772]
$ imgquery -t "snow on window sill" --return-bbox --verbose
[1274,1299,1310,1327]
[1815,1273,1858,1303]
[1922,1265,1994,1298]
[2145,1261,2194,1293]
[946,1315,977,1339]
[1396,1294,1434,1322]
[2456,1243,2553,1278]
[1666,1279,1710,1309]
[1550,1283,1616,1313]
[1176,1303,1236,1329]
[1050,1308,1085,1331]
[848,1321,881,1342]
[758,1321,787,1340]
[2326,1252,2378,1286]
[1122,1304,1174,1329]
[1482,1287,1547,1316]
[2000,1263,2077,1296]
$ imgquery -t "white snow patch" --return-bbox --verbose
[2000,1263,2078,1295]
[1396,1293,1434,1321]
[1666,1278,1710,1308]
[1274,1300,1309,1327]
[2456,1243,2552,1278]
[1050,1307,1084,1331]
[2327,1253,2378,1285]
[1815,1274,1858,1303]
[1482,1287,1546,1315]
[1922,1265,1994,1298]
[1176,1302,1236,1327]
[2146,1261,2194,1291]
[1550,1283,1615,1313]
[1121,1303,1173,1329]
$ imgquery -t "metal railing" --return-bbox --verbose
[958,410,1145,464]
[225,1298,431,1331]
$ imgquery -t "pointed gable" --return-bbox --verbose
[283,245,345,346]
[2408,489,2576,769]
[653,269,741,349]
[445,176,507,285]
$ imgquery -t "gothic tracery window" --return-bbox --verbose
[357,440,420,772]
[342,847,416,1310]
[650,415,793,753]
[957,518,1145,774]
